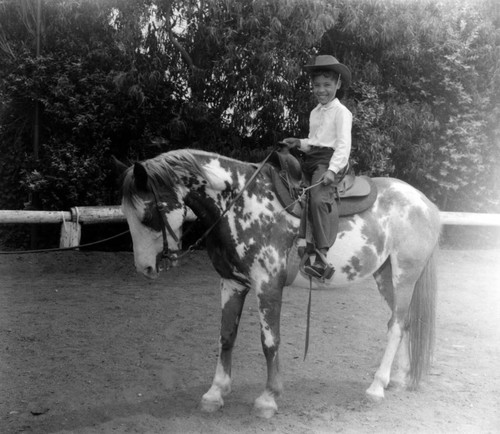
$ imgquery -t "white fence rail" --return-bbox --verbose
[439,212,500,227]
[0,207,499,248]
[0,206,126,248]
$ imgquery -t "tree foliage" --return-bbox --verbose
[321,0,500,210]
[0,0,180,211]
[0,0,499,247]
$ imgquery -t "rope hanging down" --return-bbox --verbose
[0,230,130,255]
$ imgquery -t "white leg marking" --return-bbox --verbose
[391,332,410,389]
[254,390,278,419]
[201,347,231,413]
[259,315,275,348]
[366,321,402,402]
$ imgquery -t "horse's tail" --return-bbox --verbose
[407,246,438,389]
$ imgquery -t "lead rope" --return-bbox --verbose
[279,179,323,215]
[304,275,313,361]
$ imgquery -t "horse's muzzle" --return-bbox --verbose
[139,265,160,280]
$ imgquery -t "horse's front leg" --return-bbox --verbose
[254,280,284,418]
[201,278,249,412]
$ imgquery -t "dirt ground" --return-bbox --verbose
[0,248,499,434]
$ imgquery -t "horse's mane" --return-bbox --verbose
[122,149,210,209]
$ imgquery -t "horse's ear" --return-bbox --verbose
[110,155,131,190]
[111,155,129,175]
[133,162,149,192]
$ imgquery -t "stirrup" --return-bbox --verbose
[322,263,335,280]
[303,262,335,280]
[301,253,335,281]
[315,248,335,280]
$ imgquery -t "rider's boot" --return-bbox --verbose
[303,248,335,280]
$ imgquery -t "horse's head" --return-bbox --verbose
[121,157,189,279]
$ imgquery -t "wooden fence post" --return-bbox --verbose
[59,207,82,248]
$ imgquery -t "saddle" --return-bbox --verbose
[266,150,378,218]
[266,149,379,284]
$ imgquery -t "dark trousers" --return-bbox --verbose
[300,147,340,250]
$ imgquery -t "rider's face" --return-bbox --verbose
[312,74,340,105]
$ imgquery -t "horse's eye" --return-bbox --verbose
[141,209,152,226]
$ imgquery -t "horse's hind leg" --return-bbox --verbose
[201,278,249,412]
[392,331,411,389]
[366,256,415,402]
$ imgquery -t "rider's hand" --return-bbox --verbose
[282,138,300,148]
[321,170,337,186]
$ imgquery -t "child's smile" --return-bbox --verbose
[312,74,339,105]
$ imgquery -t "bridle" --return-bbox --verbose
[147,148,277,269]
[149,179,180,267]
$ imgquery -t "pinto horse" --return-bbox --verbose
[120,148,440,418]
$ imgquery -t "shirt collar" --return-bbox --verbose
[316,98,339,111]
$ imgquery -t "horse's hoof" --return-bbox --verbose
[200,396,223,413]
[365,388,385,403]
[254,404,277,419]
[254,392,278,419]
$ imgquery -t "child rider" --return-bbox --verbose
[283,55,352,279]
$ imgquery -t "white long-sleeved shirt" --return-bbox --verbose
[299,98,352,174]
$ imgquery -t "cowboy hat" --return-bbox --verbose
[304,55,351,86]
